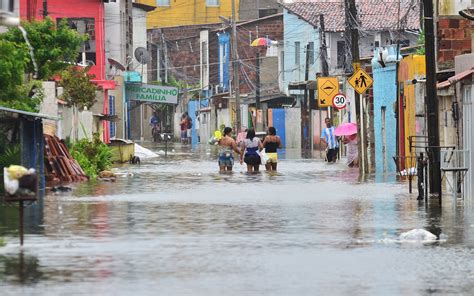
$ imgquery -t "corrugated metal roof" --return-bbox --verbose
[437,68,474,89]
[0,106,59,121]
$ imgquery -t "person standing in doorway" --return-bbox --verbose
[180,113,188,144]
[185,112,192,145]
[217,127,242,173]
[321,117,339,163]
[262,127,281,171]
[241,128,263,172]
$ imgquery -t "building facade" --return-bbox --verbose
[137,0,238,29]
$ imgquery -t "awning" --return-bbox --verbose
[437,68,474,89]
[244,94,296,106]
[93,114,120,122]
[288,80,317,90]
[92,79,117,90]
[0,106,59,121]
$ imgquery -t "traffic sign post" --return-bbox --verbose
[332,93,347,110]
[317,77,339,107]
[348,68,373,94]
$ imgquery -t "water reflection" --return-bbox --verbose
[0,252,43,285]
[0,143,474,294]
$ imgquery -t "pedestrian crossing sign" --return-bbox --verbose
[348,68,373,94]
[317,77,339,107]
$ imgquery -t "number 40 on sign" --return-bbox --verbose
[332,93,347,110]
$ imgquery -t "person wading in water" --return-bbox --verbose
[241,128,263,173]
[218,127,243,173]
[262,126,281,172]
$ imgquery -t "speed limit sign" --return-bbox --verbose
[332,93,347,109]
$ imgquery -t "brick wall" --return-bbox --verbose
[437,17,473,71]
[147,15,283,96]
[225,14,284,94]
[148,23,223,85]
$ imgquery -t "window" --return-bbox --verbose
[109,95,116,138]
[295,41,300,65]
[59,18,96,65]
[308,42,314,64]
[157,0,170,6]
[206,0,219,7]
[400,39,410,47]
[336,41,345,69]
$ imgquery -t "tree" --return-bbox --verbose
[59,66,98,110]
[0,40,43,112]
[0,17,85,80]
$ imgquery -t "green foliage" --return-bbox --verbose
[0,17,86,80]
[416,30,425,55]
[59,66,98,109]
[0,80,44,112]
[70,134,112,179]
[0,144,21,169]
[0,40,28,98]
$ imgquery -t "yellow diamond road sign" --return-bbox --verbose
[317,77,339,107]
[348,68,373,94]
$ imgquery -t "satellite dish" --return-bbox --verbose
[108,58,126,71]
[134,47,149,64]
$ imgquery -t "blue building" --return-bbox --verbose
[282,4,321,97]
[371,45,402,174]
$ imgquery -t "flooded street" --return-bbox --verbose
[1,144,474,295]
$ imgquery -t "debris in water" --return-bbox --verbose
[399,229,437,242]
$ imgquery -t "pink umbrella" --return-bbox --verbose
[334,122,358,136]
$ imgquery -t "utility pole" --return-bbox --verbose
[302,43,310,157]
[423,0,442,200]
[42,0,47,17]
[345,0,367,176]
[231,0,242,132]
[319,15,329,77]
[256,50,261,110]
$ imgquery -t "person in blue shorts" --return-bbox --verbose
[217,127,242,172]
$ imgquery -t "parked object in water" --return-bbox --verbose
[129,156,141,164]
[399,229,437,242]
[134,143,158,160]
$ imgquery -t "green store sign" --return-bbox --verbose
[126,84,178,104]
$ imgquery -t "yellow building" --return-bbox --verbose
[398,55,426,157]
[137,0,239,29]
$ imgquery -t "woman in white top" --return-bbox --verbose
[240,128,263,172]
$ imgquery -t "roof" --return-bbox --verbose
[0,106,59,121]
[437,68,474,89]
[283,0,420,32]
[132,2,156,12]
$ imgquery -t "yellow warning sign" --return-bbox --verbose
[348,68,373,94]
[317,77,339,107]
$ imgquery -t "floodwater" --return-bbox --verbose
[1,143,474,295]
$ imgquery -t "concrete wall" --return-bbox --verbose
[373,63,398,173]
[283,9,320,95]
[327,31,418,75]
[40,82,58,135]
[239,0,281,20]
[398,55,426,156]
[105,1,124,73]
[285,107,301,149]
[132,7,148,83]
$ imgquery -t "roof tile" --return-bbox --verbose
[284,0,420,32]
